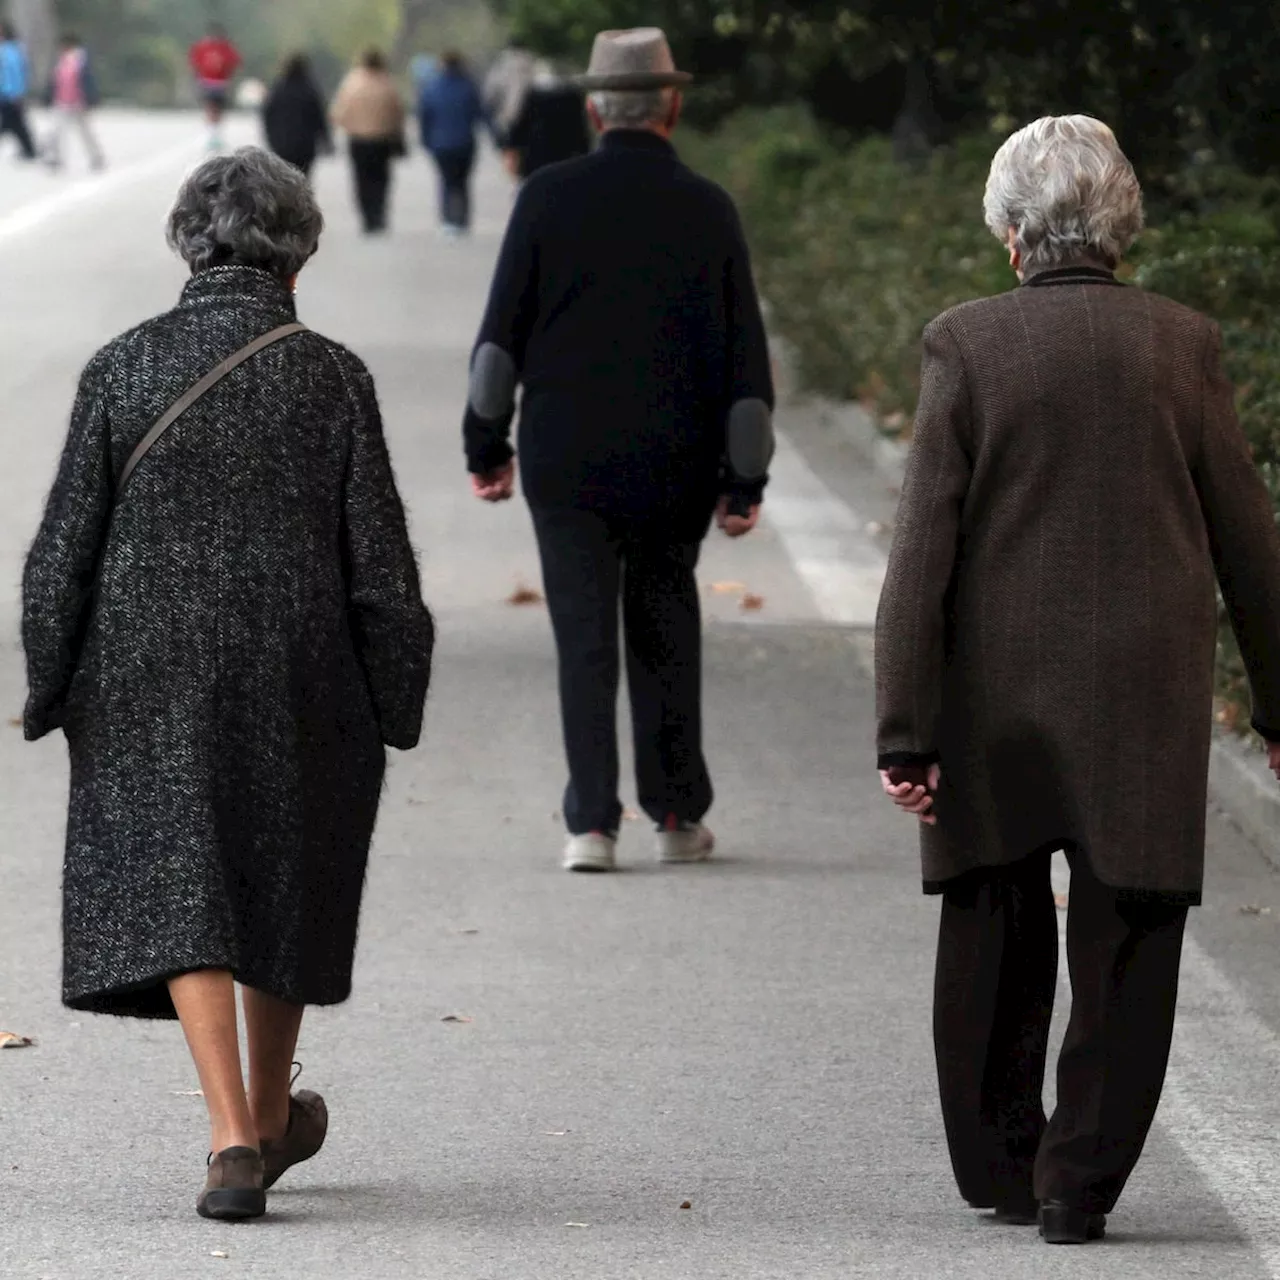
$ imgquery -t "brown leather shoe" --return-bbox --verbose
[261,1090,329,1189]
[196,1146,266,1220]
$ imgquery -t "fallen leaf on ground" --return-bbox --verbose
[1053,894,1068,910]
[456,928,480,935]
[440,1014,473,1024]
[740,593,766,612]
[565,1222,590,1228]
[0,1032,35,1049]
[679,1200,693,1210]
[1239,904,1273,916]
[7,717,20,728]
[707,580,747,594]
[170,1090,204,1097]
[622,808,640,822]
[210,1251,229,1258]
[507,583,544,606]
[544,1130,569,1137]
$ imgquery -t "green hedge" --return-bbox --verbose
[688,109,1280,727]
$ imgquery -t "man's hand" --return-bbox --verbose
[879,763,942,826]
[471,460,516,503]
[716,496,760,538]
[1268,741,1280,782]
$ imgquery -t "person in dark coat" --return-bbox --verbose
[23,147,434,1221]
[463,28,774,874]
[500,64,590,181]
[418,50,487,235]
[262,53,331,178]
[875,115,1280,1244]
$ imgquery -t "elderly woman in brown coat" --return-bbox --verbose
[875,115,1280,1245]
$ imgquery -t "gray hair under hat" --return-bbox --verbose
[575,27,692,91]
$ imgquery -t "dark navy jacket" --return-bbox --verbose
[463,130,774,534]
[418,69,485,154]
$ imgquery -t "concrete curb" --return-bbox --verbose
[1208,733,1280,872]
[769,333,909,492]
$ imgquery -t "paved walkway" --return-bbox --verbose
[2,111,1280,1280]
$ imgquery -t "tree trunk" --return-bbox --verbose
[891,57,941,165]
[8,0,56,81]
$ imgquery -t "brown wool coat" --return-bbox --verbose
[875,266,1280,902]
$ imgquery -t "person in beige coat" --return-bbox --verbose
[330,48,405,233]
[875,115,1280,1244]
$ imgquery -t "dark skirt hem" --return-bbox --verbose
[63,962,353,1020]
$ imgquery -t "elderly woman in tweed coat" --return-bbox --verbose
[875,116,1280,1245]
[23,148,434,1221]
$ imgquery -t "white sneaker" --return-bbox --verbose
[656,822,715,864]
[563,831,617,873]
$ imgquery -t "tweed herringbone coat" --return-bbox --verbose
[23,266,434,1017]
[876,265,1280,903]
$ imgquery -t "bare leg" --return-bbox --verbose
[242,986,305,1142]
[168,969,256,1152]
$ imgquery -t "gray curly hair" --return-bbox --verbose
[167,147,323,278]
[983,115,1145,271]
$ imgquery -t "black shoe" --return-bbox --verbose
[1039,1200,1106,1244]
[992,1193,1039,1226]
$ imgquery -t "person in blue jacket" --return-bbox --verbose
[0,21,36,160]
[418,50,487,236]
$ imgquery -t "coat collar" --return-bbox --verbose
[599,129,676,158]
[1021,264,1124,289]
[179,265,299,318]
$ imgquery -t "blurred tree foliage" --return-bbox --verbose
[500,0,1280,189]
[49,0,500,103]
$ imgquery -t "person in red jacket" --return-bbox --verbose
[189,23,241,149]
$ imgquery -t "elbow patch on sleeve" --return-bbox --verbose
[727,397,775,480]
[468,342,517,421]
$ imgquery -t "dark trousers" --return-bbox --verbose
[432,146,475,228]
[935,848,1187,1215]
[0,99,36,159]
[349,139,394,231]
[531,506,713,836]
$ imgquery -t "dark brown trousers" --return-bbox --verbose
[934,848,1187,1215]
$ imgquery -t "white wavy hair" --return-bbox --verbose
[983,115,1145,270]
[589,87,675,128]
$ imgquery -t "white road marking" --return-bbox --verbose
[0,140,199,246]
[765,431,887,625]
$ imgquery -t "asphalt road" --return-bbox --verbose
[1,110,1279,1280]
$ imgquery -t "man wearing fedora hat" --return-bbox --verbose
[463,27,775,873]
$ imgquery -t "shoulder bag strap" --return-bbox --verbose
[116,321,308,497]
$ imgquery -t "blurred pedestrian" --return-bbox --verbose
[500,60,590,181]
[418,50,487,236]
[262,53,330,178]
[43,33,104,172]
[331,49,405,234]
[876,115,1280,1245]
[189,22,242,151]
[464,28,774,873]
[482,46,535,143]
[22,146,434,1222]
[0,20,36,160]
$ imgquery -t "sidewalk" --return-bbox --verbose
[1,115,1279,1280]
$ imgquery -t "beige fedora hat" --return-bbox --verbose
[575,27,693,91]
